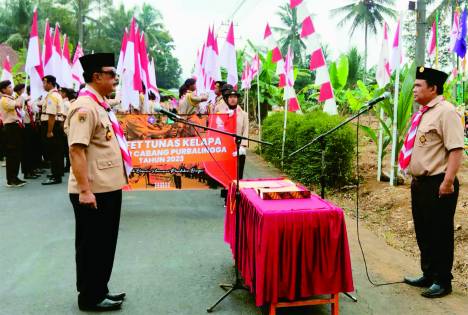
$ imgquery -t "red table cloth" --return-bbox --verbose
[224,178,354,306]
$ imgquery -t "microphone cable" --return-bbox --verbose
[355,114,404,287]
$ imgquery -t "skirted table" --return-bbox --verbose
[224,178,354,314]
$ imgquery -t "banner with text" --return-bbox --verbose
[118,114,237,191]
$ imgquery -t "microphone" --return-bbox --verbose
[155,104,182,120]
[366,92,391,108]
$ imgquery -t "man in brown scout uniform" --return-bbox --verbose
[66,53,127,311]
[211,80,228,113]
[0,80,27,187]
[403,67,464,298]
[41,75,65,185]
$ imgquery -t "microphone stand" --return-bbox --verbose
[288,101,381,303]
[158,112,272,312]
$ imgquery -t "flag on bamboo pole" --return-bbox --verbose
[44,24,63,86]
[121,17,140,111]
[376,23,391,88]
[61,34,73,88]
[454,8,467,59]
[42,20,52,76]
[71,42,84,91]
[25,8,44,100]
[148,57,160,103]
[250,54,261,78]
[427,12,439,68]
[283,46,300,112]
[241,61,251,90]
[1,56,14,87]
[390,19,401,73]
[291,0,336,114]
[220,22,238,88]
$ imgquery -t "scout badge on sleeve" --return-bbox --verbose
[77,108,88,123]
[106,126,113,141]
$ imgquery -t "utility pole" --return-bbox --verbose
[415,0,426,112]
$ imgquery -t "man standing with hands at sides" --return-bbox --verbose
[0,80,26,187]
[66,53,129,311]
[402,67,464,298]
[41,75,65,185]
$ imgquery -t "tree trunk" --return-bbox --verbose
[78,0,84,45]
[415,0,427,112]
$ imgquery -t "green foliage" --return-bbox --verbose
[261,111,356,188]
[329,55,349,90]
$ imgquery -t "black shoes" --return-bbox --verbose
[403,275,433,288]
[6,180,27,188]
[24,173,40,179]
[78,298,122,312]
[42,178,62,185]
[106,292,126,301]
[421,283,452,298]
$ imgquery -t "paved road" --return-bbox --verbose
[0,154,467,315]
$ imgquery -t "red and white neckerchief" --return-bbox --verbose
[398,105,431,172]
[25,101,35,128]
[2,93,24,128]
[79,88,133,177]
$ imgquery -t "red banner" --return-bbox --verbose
[117,114,236,190]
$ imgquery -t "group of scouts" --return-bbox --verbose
[0,76,76,187]
[1,50,464,312]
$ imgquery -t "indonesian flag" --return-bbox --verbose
[148,57,160,103]
[250,54,261,78]
[139,32,151,113]
[241,61,251,90]
[212,31,221,83]
[1,56,14,88]
[203,27,216,91]
[25,8,43,100]
[71,42,84,91]
[194,46,205,93]
[283,46,300,112]
[44,24,63,86]
[116,29,128,76]
[390,19,401,73]
[376,23,391,88]
[42,20,52,76]
[61,34,73,88]
[292,0,337,114]
[264,23,283,63]
[220,22,238,88]
[121,17,140,111]
[427,20,437,57]
[450,10,460,52]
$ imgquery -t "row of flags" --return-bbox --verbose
[3,8,160,111]
[115,17,160,112]
[24,9,85,101]
[193,0,338,115]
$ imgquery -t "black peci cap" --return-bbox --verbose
[416,66,448,90]
[0,80,12,90]
[79,53,115,73]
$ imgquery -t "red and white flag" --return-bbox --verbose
[121,17,141,111]
[1,56,14,87]
[427,20,436,57]
[25,8,44,100]
[283,46,300,112]
[390,20,401,73]
[71,42,84,91]
[250,54,261,78]
[241,61,251,90]
[264,23,283,63]
[61,34,73,88]
[42,20,52,76]
[44,24,63,85]
[292,0,337,114]
[148,57,160,102]
[220,22,238,87]
[376,23,391,88]
[116,30,128,76]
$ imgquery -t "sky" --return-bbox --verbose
[119,0,410,79]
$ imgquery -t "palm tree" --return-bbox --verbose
[273,4,306,67]
[330,1,397,82]
[426,0,459,24]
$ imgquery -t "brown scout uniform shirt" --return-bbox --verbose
[0,94,20,124]
[41,89,64,122]
[65,86,127,194]
[213,95,229,114]
[409,95,464,177]
[178,91,204,116]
